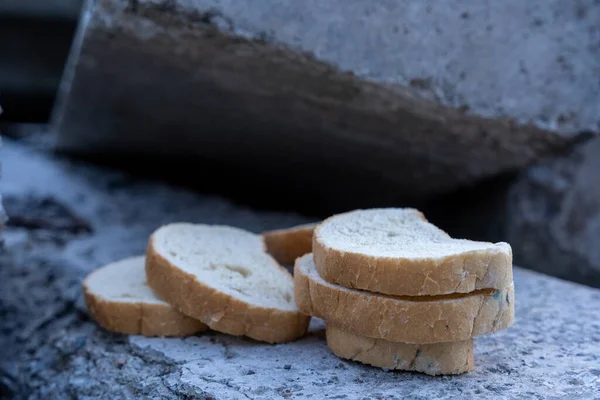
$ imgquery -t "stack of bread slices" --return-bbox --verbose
[293,208,515,375]
[82,208,514,376]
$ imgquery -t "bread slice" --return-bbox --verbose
[146,223,310,343]
[295,254,514,344]
[326,325,474,375]
[263,222,317,265]
[83,256,207,337]
[314,208,513,296]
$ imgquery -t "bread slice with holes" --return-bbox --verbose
[146,223,310,343]
[263,222,317,265]
[295,254,513,344]
[314,208,513,296]
[326,325,474,375]
[83,256,207,337]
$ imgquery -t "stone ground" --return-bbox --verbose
[1,138,600,399]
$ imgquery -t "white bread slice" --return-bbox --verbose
[314,208,513,296]
[326,325,474,375]
[146,223,310,343]
[294,254,514,344]
[83,256,207,337]
[263,222,317,265]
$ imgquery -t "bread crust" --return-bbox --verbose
[313,210,513,296]
[326,325,474,375]
[294,254,514,344]
[83,283,207,337]
[146,235,310,343]
[263,223,317,265]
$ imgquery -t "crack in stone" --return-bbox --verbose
[185,367,253,400]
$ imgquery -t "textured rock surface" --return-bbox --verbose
[505,136,600,287]
[2,138,600,398]
[186,0,599,134]
[51,0,596,213]
[134,270,600,399]
[431,135,600,289]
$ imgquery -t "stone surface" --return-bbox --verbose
[2,138,600,398]
[50,0,596,213]
[188,0,600,134]
[134,268,600,399]
[505,136,600,288]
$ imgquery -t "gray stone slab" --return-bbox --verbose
[1,139,599,398]
[132,267,600,399]
[183,0,600,135]
[505,136,600,288]
[51,0,596,207]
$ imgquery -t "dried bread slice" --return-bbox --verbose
[83,256,207,337]
[326,325,474,375]
[263,222,317,265]
[295,254,514,344]
[146,223,310,343]
[314,208,513,296]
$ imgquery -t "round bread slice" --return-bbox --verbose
[263,222,317,265]
[326,325,474,376]
[146,223,310,343]
[83,256,207,337]
[314,208,513,296]
[295,254,514,344]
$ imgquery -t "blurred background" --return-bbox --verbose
[1,0,599,288]
[0,0,81,123]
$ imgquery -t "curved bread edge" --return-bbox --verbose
[83,285,207,337]
[145,236,310,343]
[294,254,514,344]
[263,223,317,265]
[326,325,474,376]
[313,210,513,296]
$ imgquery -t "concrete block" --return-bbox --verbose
[51,0,598,206]
[506,136,600,287]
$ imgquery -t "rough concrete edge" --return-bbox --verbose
[0,244,206,399]
[505,136,600,287]
[48,0,94,146]
[119,0,600,139]
[49,0,588,154]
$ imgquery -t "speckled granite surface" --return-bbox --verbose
[1,139,599,399]
[131,267,600,399]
